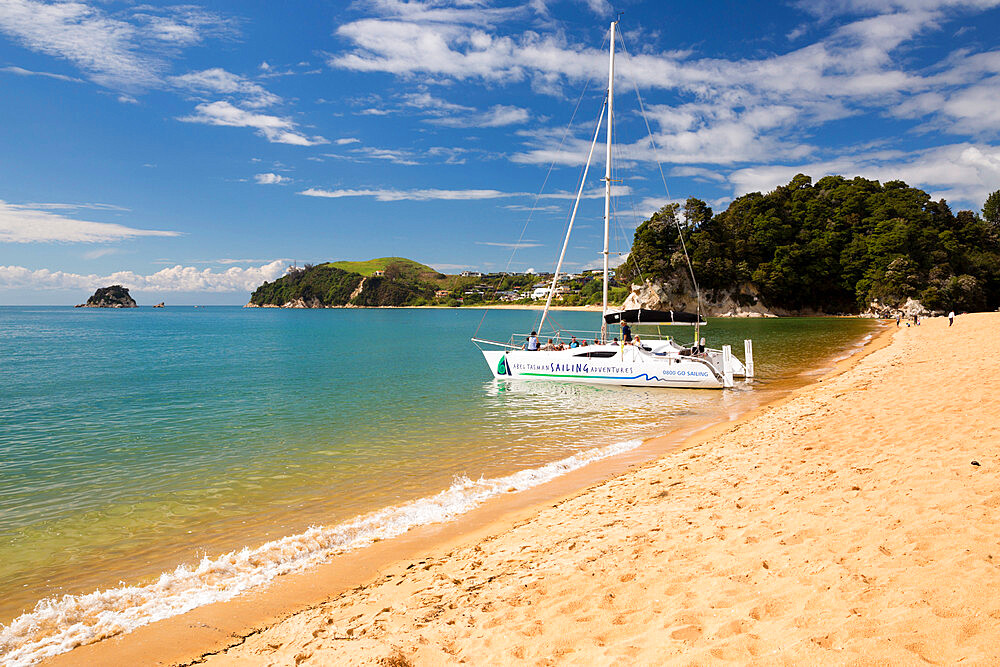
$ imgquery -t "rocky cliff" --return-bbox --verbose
[624,280,931,318]
[76,285,138,308]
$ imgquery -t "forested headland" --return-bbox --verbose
[246,257,545,308]
[619,174,1000,314]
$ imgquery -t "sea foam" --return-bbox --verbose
[0,437,643,666]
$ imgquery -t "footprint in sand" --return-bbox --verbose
[670,625,703,642]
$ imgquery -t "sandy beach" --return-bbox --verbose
[49,313,998,666]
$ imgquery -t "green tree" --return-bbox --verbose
[624,175,1000,313]
[983,189,1000,230]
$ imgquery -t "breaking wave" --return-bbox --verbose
[0,437,643,666]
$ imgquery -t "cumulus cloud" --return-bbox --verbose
[329,0,1000,172]
[0,200,178,243]
[727,142,1000,208]
[179,101,328,146]
[0,260,288,292]
[254,173,290,184]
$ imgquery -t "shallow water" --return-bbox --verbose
[0,306,878,664]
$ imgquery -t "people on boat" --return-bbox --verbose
[633,335,642,348]
[699,337,706,354]
[542,338,556,350]
[526,331,539,351]
[621,323,632,343]
[569,336,580,348]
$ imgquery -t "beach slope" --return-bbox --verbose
[187,312,999,665]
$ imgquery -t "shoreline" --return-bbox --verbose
[42,322,892,666]
[209,312,992,665]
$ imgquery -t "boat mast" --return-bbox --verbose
[537,101,607,334]
[601,20,616,342]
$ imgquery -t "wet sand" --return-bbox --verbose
[50,313,999,665]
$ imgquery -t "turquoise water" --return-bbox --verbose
[0,306,878,663]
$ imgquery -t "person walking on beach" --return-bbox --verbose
[949,310,955,326]
[896,314,901,327]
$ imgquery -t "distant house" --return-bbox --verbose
[460,270,483,277]
[532,286,551,300]
[372,270,385,277]
[435,290,451,298]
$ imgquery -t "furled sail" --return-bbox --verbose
[603,308,705,325]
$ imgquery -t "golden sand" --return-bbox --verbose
[52,313,1000,665]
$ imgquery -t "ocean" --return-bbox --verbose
[0,306,879,664]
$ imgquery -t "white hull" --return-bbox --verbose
[482,343,726,389]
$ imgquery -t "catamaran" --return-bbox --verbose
[472,20,754,389]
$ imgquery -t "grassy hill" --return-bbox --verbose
[325,257,443,281]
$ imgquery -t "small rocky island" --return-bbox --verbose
[75,285,138,308]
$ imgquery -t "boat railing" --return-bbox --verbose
[470,337,521,350]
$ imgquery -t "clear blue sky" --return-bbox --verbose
[2,0,999,304]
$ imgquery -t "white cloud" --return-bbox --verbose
[82,247,118,260]
[360,0,519,26]
[179,101,328,146]
[0,260,287,293]
[254,173,290,184]
[352,147,420,165]
[170,68,280,108]
[18,201,130,212]
[299,187,518,201]
[298,185,626,202]
[401,91,472,113]
[794,0,1000,19]
[503,204,561,212]
[727,142,1000,208]
[429,103,530,127]
[0,1,232,89]
[373,92,529,128]
[216,258,287,265]
[0,200,178,243]
[0,0,160,88]
[335,137,361,145]
[475,240,544,248]
[669,166,726,182]
[0,64,83,82]
[330,1,1000,171]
